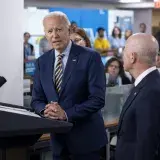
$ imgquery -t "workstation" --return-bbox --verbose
[23,84,132,160]
[0,84,130,160]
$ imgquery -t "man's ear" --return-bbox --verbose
[130,52,136,64]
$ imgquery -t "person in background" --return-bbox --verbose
[39,36,52,56]
[70,21,78,33]
[70,28,91,48]
[24,32,35,59]
[115,33,160,160]
[139,23,147,33]
[156,54,160,67]
[31,11,107,160]
[155,31,160,51]
[125,29,132,40]
[105,57,131,87]
[94,27,110,56]
[155,31,160,69]
[109,27,125,57]
[156,52,160,69]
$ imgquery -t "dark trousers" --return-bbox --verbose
[53,148,101,160]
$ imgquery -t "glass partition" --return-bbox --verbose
[102,84,133,123]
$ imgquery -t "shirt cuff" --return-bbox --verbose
[64,111,68,121]
[40,109,45,117]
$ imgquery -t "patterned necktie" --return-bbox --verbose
[55,53,64,94]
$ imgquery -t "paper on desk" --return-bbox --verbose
[0,105,40,118]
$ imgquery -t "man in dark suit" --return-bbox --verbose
[31,11,107,160]
[115,33,160,160]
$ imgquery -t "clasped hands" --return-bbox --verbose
[44,102,67,120]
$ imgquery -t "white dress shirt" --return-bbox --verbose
[53,41,72,120]
[53,40,72,81]
[134,66,157,86]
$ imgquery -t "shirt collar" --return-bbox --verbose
[134,66,156,86]
[55,40,72,58]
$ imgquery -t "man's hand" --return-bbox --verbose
[44,102,67,120]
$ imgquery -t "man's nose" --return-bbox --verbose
[51,30,59,38]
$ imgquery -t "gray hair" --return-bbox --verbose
[43,11,71,28]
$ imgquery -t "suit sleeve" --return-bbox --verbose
[31,59,48,114]
[65,51,106,122]
[135,90,160,160]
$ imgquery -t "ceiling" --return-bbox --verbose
[24,0,155,9]
[24,0,154,3]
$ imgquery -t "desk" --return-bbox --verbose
[104,120,119,160]
[38,119,119,141]
[33,120,118,160]
[104,120,118,128]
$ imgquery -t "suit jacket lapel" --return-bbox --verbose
[59,44,79,97]
[46,50,58,102]
[117,87,140,133]
[117,75,148,134]
[117,70,159,134]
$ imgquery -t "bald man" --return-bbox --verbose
[115,33,160,160]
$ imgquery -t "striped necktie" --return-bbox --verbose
[55,53,64,94]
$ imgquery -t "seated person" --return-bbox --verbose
[139,22,147,33]
[109,27,125,57]
[70,21,78,33]
[39,36,52,56]
[70,28,91,48]
[105,57,131,87]
[94,27,110,56]
[125,29,132,40]
[24,32,35,60]
[155,32,160,69]
[156,52,160,69]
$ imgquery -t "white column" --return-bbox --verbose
[0,0,24,105]
[133,9,152,34]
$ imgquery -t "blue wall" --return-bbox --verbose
[49,8,108,35]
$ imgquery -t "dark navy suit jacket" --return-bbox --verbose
[115,70,160,160]
[31,43,108,155]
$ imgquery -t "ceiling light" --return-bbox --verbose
[119,0,141,3]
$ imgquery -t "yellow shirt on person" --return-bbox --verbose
[94,38,111,51]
